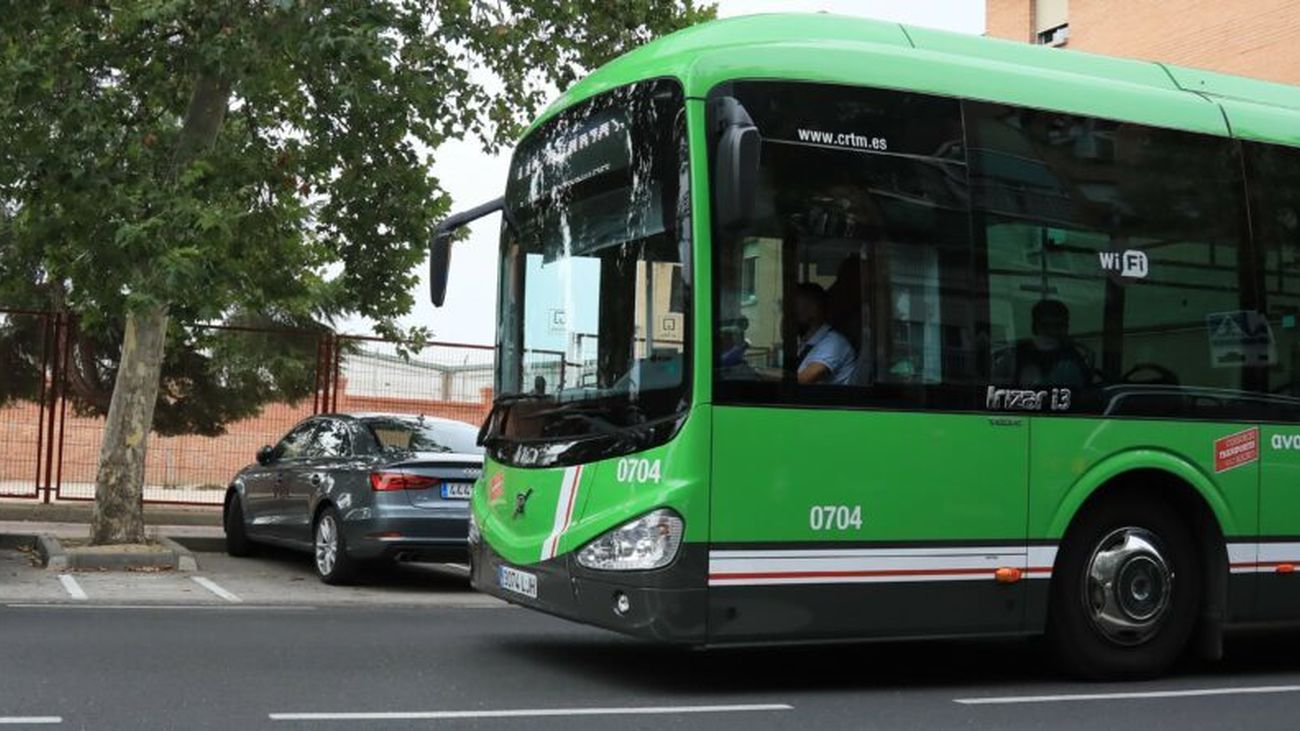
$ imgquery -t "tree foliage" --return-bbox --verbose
[0,0,715,432]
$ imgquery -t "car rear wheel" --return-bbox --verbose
[1047,495,1200,679]
[224,494,255,557]
[314,507,357,585]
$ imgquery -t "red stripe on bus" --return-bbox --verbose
[559,465,582,534]
[1231,561,1300,568]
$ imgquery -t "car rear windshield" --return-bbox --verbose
[363,418,482,455]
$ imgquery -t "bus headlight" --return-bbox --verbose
[576,509,683,571]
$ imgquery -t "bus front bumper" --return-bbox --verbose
[469,538,708,644]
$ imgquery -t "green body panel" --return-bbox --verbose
[1260,425,1300,539]
[686,97,715,405]
[473,409,713,568]
[1214,98,1300,148]
[710,408,1027,543]
[1029,418,1256,541]
[1160,63,1300,112]
[530,13,1300,142]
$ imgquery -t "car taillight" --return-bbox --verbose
[369,471,441,491]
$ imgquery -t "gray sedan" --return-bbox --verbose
[222,412,482,584]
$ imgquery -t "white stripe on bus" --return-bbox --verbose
[541,465,583,561]
[708,546,1057,586]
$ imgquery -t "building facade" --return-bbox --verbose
[986,0,1300,85]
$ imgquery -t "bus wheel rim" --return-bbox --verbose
[1083,526,1173,646]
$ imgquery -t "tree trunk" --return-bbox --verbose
[90,304,169,544]
[88,70,230,544]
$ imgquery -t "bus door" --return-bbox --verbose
[709,238,1030,641]
[705,81,1033,642]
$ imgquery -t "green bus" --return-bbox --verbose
[431,13,1300,678]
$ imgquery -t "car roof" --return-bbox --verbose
[324,412,479,429]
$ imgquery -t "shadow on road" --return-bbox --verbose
[235,543,474,592]
[496,628,1300,695]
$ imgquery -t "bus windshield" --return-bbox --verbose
[487,79,689,465]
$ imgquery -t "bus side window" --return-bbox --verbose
[967,101,1251,418]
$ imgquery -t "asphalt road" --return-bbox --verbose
[5,603,1300,730]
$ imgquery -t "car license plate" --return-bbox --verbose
[497,565,538,599]
[441,482,473,500]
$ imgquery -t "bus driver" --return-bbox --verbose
[794,282,856,385]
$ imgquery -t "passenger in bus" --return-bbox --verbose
[718,316,751,367]
[1015,299,1090,388]
[794,282,856,385]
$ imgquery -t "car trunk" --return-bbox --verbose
[384,453,483,509]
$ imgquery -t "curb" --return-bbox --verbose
[0,502,221,526]
[35,534,68,570]
[6,532,201,572]
[0,533,37,550]
[156,535,199,571]
[167,535,226,553]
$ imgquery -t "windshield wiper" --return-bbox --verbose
[492,392,551,406]
[520,400,637,438]
[479,392,559,447]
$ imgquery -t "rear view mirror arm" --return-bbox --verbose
[429,196,505,307]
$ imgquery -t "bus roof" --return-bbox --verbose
[531,13,1300,147]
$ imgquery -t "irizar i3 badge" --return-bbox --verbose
[513,488,534,519]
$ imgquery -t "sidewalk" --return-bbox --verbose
[0,499,220,526]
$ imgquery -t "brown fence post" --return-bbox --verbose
[39,311,64,504]
[313,335,325,414]
[330,334,343,414]
[54,311,72,503]
[32,312,52,500]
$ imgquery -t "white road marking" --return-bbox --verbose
[0,718,61,725]
[269,703,793,722]
[57,574,86,601]
[190,576,242,603]
[955,684,1300,705]
[446,563,470,571]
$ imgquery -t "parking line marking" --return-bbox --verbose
[191,576,242,603]
[0,718,61,725]
[955,685,1300,705]
[57,574,86,601]
[269,703,794,721]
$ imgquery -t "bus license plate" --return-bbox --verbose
[441,482,473,500]
[497,566,538,599]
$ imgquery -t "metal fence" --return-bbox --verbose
[0,309,506,506]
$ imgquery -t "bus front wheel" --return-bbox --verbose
[1047,495,1201,679]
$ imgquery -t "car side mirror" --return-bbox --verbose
[712,96,761,231]
[256,445,276,466]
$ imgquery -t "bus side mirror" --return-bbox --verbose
[713,96,760,232]
[429,197,504,307]
[429,231,453,308]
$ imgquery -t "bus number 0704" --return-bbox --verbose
[615,458,662,484]
[809,505,864,531]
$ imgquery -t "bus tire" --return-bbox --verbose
[1047,494,1200,679]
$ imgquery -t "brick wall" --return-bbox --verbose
[0,380,493,501]
[985,0,1300,85]
[986,0,1033,43]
